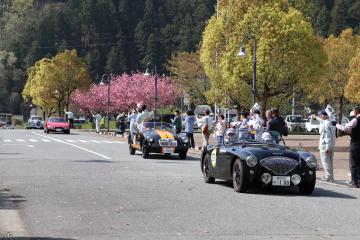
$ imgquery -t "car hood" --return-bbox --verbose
[47,122,69,127]
[144,129,176,139]
[233,144,300,161]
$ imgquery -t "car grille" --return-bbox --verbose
[159,139,177,147]
[260,157,299,175]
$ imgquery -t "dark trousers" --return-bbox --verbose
[69,118,74,128]
[186,132,195,148]
[350,141,360,185]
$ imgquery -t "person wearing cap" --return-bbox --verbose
[319,110,336,181]
[335,106,360,187]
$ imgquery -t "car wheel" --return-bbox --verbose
[202,154,215,183]
[232,159,248,193]
[179,150,187,160]
[65,130,70,134]
[129,144,136,155]
[298,175,316,195]
[142,145,150,159]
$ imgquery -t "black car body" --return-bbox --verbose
[128,122,189,159]
[201,129,317,194]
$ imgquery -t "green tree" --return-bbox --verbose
[346,46,360,103]
[201,1,326,115]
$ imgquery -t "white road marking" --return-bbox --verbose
[1,144,34,148]
[78,140,87,143]
[66,140,76,143]
[41,139,51,142]
[29,139,38,142]
[16,139,25,142]
[102,140,113,143]
[3,139,12,142]
[90,140,100,143]
[31,132,112,160]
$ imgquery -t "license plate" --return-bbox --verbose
[163,148,173,154]
[272,176,291,186]
[56,129,62,132]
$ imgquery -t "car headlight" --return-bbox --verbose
[181,136,189,143]
[305,156,317,168]
[146,136,154,143]
[246,155,258,167]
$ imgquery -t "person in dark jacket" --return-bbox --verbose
[267,108,286,143]
[172,110,182,134]
[336,105,360,188]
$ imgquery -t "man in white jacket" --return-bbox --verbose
[319,110,336,181]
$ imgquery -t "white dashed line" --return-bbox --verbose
[16,139,25,142]
[78,140,87,143]
[3,139,12,142]
[29,139,38,142]
[31,132,112,160]
[41,139,51,142]
[102,140,113,143]
[90,140,100,143]
[66,140,76,143]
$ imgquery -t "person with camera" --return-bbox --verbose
[335,106,360,188]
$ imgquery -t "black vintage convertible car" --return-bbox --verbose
[201,129,317,194]
[128,122,189,159]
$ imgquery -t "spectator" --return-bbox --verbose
[201,109,213,149]
[116,112,126,135]
[127,109,138,139]
[335,105,360,188]
[136,105,149,131]
[92,111,102,133]
[239,111,250,140]
[250,109,263,141]
[64,109,74,128]
[319,110,336,181]
[172,110,182,134]
[185,110,196,149]
[265,109,273,129]
[268,108,287,143]
[215,115,226,145]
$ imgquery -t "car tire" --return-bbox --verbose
[202,154,215,183]
[232,159,248,193]
[179,151,187,160]
[65,130,70,134]
[298,175,316,195]
[142,145,150,159]
[129,144,136,155]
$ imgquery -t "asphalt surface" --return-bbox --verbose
[0,129,360,240]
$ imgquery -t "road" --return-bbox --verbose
[0,129,359,240]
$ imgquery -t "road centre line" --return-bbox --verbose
[16,139,25,142]
[31,132,112,160]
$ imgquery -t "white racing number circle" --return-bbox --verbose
[211,149,217,168]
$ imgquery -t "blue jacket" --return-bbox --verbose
[185,116,197,133]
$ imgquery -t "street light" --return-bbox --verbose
[238,36,257,105]
[100,74,111,133]
[144,62,158,118]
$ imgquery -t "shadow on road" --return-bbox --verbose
[0,189,26,210]
[144,154,200,161]
[214,181,357,199]
[1,238,74,240]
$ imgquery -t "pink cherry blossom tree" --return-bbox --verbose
[71,73,180,114]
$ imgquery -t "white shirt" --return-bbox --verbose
[94,114,102,123]
[65,111,74,119]
[319,118,336,151]
[136,110,150,129]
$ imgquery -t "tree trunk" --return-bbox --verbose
[338,95,344,123]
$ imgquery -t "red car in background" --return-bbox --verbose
[44,117,70,134]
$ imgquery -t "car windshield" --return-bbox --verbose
[143,122,173,132]
[49,118,66,123]
[224,128,280,144]
[32,117,42,121]
[287,116,303,122]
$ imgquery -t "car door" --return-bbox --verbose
[213,145,232,180]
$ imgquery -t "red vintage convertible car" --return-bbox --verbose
[44,117,70,134]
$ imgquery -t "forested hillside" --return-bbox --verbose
[0,0,216,114]
[0,0,359,115]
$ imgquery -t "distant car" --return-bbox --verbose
[26,116,44,129]
[128,121,189,159]
[44,117,70,134]
[305,116,321,133]
[285,115,306,133]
